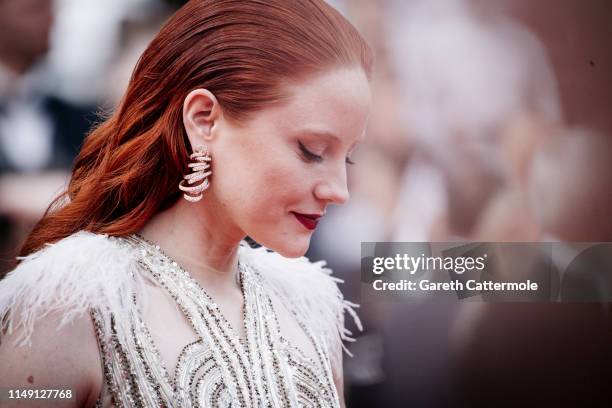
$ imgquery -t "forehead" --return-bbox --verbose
[257,67,372,143]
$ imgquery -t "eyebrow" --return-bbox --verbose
[294,129,366,144]
[294,129,340,142]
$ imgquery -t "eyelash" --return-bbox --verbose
[298,141,355,165]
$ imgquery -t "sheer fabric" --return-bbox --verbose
[0,232,358,407]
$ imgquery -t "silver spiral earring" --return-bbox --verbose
[178,145,212,202]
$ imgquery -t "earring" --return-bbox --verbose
[179,145,212,202]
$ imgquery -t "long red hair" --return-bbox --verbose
[19,0,372,258]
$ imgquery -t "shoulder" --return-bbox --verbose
[239,243,362,363]
[0,309,102,407]
[0,231,143,346]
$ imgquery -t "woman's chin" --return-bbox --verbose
[259,235,311,258]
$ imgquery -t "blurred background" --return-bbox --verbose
[1,0,611,406]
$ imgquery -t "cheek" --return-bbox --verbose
[247,165,314,257]
[214,149,309,221]
[246,159,307,216]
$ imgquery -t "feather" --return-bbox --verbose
[239,244,362,372]
[0,230,361,374]
[0,231,146,347]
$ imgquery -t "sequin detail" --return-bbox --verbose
[91,236,340,407]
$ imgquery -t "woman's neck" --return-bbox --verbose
[138,197,244,291]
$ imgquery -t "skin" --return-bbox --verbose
[141,66,371,289]
[0,66,371,407]
[142,66,370,406]
[0,311,103,407]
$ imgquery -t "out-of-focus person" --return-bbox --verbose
[0,0,96,274]
[448,131,612,406]
[528,128,612,242]
[388,0,562,243]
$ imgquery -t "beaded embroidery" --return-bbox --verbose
[90,235,341,407]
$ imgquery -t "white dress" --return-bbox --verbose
[0,231,360,407]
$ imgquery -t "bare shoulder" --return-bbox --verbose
[0,232,140,407]
[0,310,102,408]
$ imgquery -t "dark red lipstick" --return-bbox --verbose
[292,212,322,230]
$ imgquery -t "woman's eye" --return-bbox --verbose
[298,141,323,162]
[298,141,356,165]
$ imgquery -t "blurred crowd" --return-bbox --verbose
[316,0,612,406]
[0,0,611,406]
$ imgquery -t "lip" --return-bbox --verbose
[291,212,323,231]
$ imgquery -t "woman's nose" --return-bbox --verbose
[313,167,350,205]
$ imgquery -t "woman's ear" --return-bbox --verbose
[183,89,222,149]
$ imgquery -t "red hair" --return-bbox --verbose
[19,0,372,257]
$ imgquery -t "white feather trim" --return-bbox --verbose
[239,244,362,371]
[0,231,361,373]
[0,231,146,347]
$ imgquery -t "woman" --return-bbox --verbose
[0,0,372,407]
